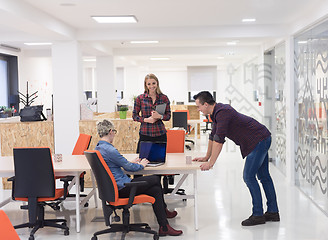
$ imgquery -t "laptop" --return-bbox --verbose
[139,141,167,167]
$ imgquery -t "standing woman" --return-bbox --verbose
[133,73,171,152]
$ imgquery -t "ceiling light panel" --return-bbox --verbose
[242,18,256,22]
[92,15,138,23]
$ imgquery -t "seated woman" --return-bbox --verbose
[95,119,183,236]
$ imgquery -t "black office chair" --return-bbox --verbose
[8,147,70,240]
[84,150,159,240]
[202,114,213,133]
[172,111,195,150]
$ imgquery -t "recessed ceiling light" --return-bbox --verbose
[60,3,76,6]
[83,59,96,62]
[217,57,225,59]
[150,57,170,61]
[91,15,138,23]
[130,41,159,44]
[227,41,237,45]
[24,42,52,46]
[242,18,256,22]
[298,41,308,44]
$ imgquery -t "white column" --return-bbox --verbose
[96,56,116,113]
[52,41,83,154]
[285,36,295,184]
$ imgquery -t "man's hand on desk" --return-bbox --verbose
[200,162,213,171]
[192,157,208,162]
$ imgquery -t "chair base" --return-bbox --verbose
[48,193,89,210]
[91,223,158,240]
[15,219,69,240]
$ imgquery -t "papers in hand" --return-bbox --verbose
[155,103,166,115]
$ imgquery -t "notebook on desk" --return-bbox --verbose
[139,141,167,167]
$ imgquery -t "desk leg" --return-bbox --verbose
[75,174,81,233]
[194,172,198,231]
[91,170,98,208]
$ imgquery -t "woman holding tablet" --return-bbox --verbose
[133,73,171,153]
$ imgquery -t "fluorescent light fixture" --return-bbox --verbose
[24,42,52,46]
[83,59,96,62]
[150,57,170,61]
[217,56,225,59]
[91,15,138,23]
[227,41,237,46]
[130,40,159,44]
[298,40,308,44]
[242,18,256,22]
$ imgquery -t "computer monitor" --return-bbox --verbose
[172,111,188,131]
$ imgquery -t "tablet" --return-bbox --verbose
[155,103,166,115]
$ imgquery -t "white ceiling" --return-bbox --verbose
[1,0,328,67]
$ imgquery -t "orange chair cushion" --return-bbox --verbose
[109,194,155,206]
[15,188,65,202]
[0,210,20,240]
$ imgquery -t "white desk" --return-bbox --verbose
[124,153,202,230]
[0,155,96,233]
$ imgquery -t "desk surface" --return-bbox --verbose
[124,153,203,174]
[0,153,204,175]
[0,155,89,177]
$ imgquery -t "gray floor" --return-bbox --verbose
[1,131,328,240]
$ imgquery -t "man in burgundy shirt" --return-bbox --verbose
[193,91,279,226]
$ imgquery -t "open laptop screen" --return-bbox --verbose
[139,141,166,166]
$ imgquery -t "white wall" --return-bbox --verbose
[19,49,53,110]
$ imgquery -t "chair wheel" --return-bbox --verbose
[183,199,187,201]
[84,202,89,207]
[153,234,159,240]
[64,229,69,236]
[114,216,120,222]
[29,236,34,240]
[91,236,98,240]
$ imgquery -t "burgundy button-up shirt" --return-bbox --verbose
[209,103,271,158]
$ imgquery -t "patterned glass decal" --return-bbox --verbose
[295,29,328,213]
[274,44,287,175]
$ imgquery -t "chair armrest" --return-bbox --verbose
[123,181,148,208]
[7,177,15,200]
[7,176,15,182]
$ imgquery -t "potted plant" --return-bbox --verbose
[119,106,129,119]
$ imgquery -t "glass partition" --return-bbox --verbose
[294,21,328,212]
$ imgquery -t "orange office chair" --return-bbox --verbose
[202,114,213,133]
[172,110,195,150]
[51,133,92,210]
[84,150,159,240]
[0,210,20,240]
[163,130,186,199]
[8,147,70,240]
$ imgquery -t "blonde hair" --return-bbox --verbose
[97,119,114,138]
[144,73,163,94]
